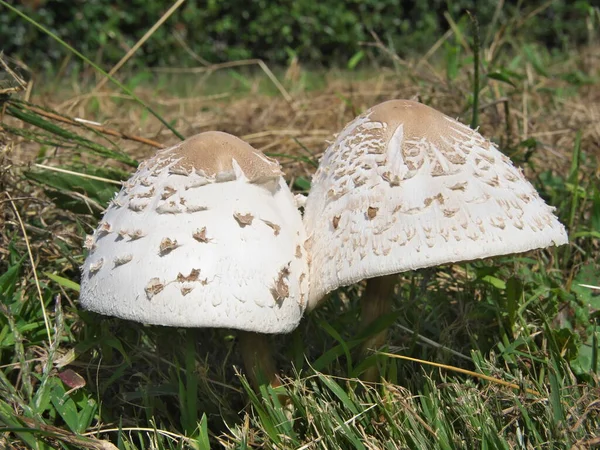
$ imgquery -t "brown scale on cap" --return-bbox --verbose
[234,212,254,227]
[177,268,201,282]
[193,227,211,243]
[128,229,145,240]
[158,131,282,183]
[145,278,165,300]
[332,215,341,229]
[367,206,378,220]
[113,254,133,267]
[156,200,182,215]
[161,186,177,200]
[89,258,104,274]
[97,222,112,236]
[159,237,179,255]
[128,199,149,212]
[262,219,281,236]
[135,187,155,199]
[180,286,194,296]
[271,264,291,305]
[84,235,96,251]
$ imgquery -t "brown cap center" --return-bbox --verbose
[368,100,466,147]
[164,131,282,182]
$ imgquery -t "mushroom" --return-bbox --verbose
[80,131,309,388]
[303,99,568,379]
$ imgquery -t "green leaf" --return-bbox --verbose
[571,331,599,375]
[487,71,517,87]
[240,377,281,445]
[293,176,311,191]
[72,394,97,433]
[319,320,353,374]
[0,257,23,301]
[551,328,581,361]
[126,70,153,90]
[197,413,211,450]
[592,186,600,232]
[317,373,359,416]
[44,273,80,292]
[347,50,364,70]
[50,380,80,433]
[481,275,506,290]
[505,277,523,330]
[25,167,119,215]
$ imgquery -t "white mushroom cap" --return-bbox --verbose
[304,100,568,308]
[80,131,309,333]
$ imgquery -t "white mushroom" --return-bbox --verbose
[80,131,309,387]
[303,99,568,379]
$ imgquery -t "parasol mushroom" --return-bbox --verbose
[303,100,568,379]
[80,131,309,389]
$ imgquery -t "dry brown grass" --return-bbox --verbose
[5,49,599,181]
[1,45,598,290]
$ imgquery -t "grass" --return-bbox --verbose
[1,3,600,449]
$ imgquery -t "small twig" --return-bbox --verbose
[34,164,124,185]
[12,102,163,148]
[6,192,52,344]
[12,416,118,450]
[82,427,192,445]
[94,0,187,92]
[378,351,541,396]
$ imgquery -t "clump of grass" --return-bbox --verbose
[1,3,600,449]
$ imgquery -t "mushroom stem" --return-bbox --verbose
[359,274,397,382]
[238,331,281,390]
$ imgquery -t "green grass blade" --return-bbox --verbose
[0,0,184,140]
[44,273,80,292]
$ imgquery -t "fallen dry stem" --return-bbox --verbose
[16,416,118,450]
[378,351,541,396]
[34,163,123,185]
[16,103,164,148]
[5,192,52,343]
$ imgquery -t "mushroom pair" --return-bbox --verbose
[80,131,309,387]
[303,100,568,379]
[81,99,568,389]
